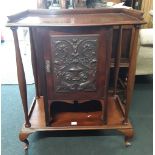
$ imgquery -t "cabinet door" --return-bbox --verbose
[37,27,112,100]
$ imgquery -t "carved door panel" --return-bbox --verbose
[51,35,98,93]
[39,27,112,100]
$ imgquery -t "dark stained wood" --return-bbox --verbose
[124,26,139,124]
[114,95,125,116]
[7,8,146,27]
[28,97,36,119]
[113,26,122,95]
[7,8,145,148]
[50,34,100,95]
[30,28,43,96]
[11,27,31,128]
[111,26,133,68]
[121,28,132,58]
[19,95,134,148]
[103,27,113,124]
[29,28,40,98]
[122,8,144,20]
[35,26,113,125]
[39,27,111,101]
[7,8,144,19]
[31,28,50,126]
[28,96,131,128]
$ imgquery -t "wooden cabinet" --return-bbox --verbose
[30,26,113,125]
[7,8,145,149]
[38,27,112,100]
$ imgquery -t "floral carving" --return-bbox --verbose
[51,35,99,92]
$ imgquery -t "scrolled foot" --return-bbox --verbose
[19,131,32,150]
[117,128,134,147]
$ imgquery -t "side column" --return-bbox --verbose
[11,27,31,128]
[124,26,140,124]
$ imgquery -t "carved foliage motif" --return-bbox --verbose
[51,35,99,92]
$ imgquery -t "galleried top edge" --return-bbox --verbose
[6,8,146,27]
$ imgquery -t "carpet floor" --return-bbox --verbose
[1,76,153,155]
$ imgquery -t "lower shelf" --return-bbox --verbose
[27,96,132,130]
[19,96,134,149]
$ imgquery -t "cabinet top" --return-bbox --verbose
[6,8,146,27]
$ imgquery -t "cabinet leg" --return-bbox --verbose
[117,128,134,147]
[125,136,132,147]
[19,131,32,150]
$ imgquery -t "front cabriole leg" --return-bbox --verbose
[19,131,33,150]
[117,128,134,147]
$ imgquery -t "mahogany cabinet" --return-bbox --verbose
[7,8,145,149]
[32,26,113,125]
